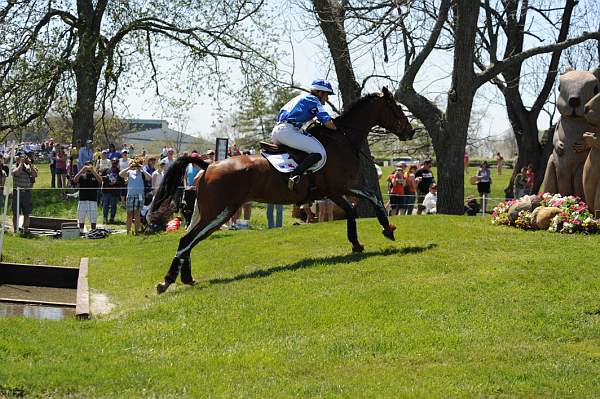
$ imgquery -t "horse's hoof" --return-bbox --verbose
[382,228,395,241]
[156,282,170,294]
[352,244,365,253]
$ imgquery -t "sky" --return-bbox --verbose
[119,2,563,152]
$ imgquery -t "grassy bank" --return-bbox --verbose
[1,213,600,397]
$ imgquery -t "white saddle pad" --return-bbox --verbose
[261,152,326,174]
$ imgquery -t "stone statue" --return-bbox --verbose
[582,91,600,215]
[542,68,600,199]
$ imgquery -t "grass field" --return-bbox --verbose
[4,163,596,397]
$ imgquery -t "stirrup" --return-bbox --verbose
[288,175,300,191]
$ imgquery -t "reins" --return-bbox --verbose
[335,123,375,166]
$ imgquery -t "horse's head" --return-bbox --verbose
[378,86,414,141]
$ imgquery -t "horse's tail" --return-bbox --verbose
[150,156,209,215]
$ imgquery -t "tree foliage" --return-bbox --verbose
[0,0,276,144]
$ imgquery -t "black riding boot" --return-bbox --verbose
[288,153,322,191]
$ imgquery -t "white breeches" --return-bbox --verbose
[271,123,327,170]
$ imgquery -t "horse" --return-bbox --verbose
[150,86,414,294]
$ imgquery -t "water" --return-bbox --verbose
[0,302,75,320]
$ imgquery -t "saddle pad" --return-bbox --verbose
[261,152,298,173]
[261,151,327,174]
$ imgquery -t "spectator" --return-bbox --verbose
[182,152,202,226]
[161,145,168,158]
[119,159,152,234]
[513,167,528,199]
[267,204,283,228]
[12,152,37,234]
[204,150,215,163]
[53,144,68,195]
[78,139,94,169]
[118,148,130,170]
[73,161,102,231]
[476,161,492,213]
[93,146,102,164]
[464,152,470,174]
[164,148,175,171]
[464,196,480,216]
[318,199,334,222]
[49,144,56,188]
[143,156,156,198]
[422,183,437,214]
[403,164,417,215]
[0,157,7,205]
[300,202,314,223]
[231,201,252,229]
[101,158,123,224]
[152,158,167,196]
[96,150,111,173]
[229,144,241,157]
[415,159,435,215]
[496,152,504,175]
[387,165,405,215]
[69,144,78,161]
[108,143,121,160]
[525,164,535,195]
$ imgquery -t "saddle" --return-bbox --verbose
[259,141,308,165]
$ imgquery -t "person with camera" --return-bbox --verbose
[12,152,38,234]
[387,164,406,216]
[119,159,152,235]
[73,161,102,231]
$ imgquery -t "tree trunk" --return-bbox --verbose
[71,1,104,145]
[312,0,380,217]
[72,66,98,146]
[504,117,552,198]
[434,1,478,214]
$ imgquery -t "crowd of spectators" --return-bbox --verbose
[5,138,529,235]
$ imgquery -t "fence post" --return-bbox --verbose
[16,187,20,232]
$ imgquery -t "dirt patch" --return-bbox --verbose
[90,290,115,315]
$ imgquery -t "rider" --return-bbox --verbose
[272,79,337,190]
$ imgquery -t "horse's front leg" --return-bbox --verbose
[349,189,396,241]
[330,195,364,252]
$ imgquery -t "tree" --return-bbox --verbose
[310,0,388,217]
[0,0,274,146]
[476,0,594,198]
[308,0,600,213]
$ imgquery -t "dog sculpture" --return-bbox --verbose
[542,68,600,198]
[582,90,600,214]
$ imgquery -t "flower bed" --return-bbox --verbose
[491,193,599,234]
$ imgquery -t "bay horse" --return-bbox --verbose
[150,86,414,294]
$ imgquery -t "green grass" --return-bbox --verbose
[3,163,597,397]
[2,212,600,396]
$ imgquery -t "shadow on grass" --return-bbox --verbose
[206,243,437,287]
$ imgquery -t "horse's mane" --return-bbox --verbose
[306,92,380,143]
[336,92,380,120]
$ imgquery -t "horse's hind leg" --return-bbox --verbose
[349,189,396,241]
[330,195,364,252]
[156,206,237,294]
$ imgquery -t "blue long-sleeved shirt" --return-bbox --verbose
[78,147,93,168]
[277,94,332,128]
